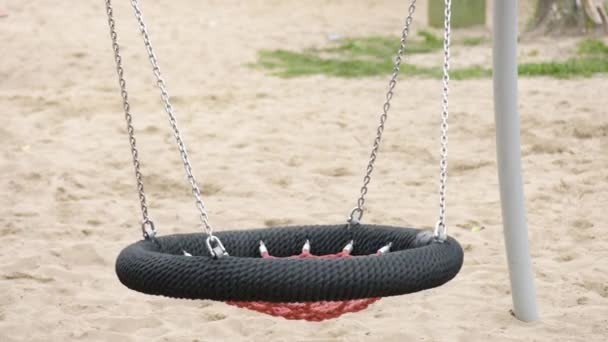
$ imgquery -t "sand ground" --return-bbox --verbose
[1,1,607,341]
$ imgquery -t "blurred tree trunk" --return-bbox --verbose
[531,0,607,35]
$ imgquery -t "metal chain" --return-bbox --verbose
[434,0,452,241]
[105,0,156,239]
[127,0,226,256]
[108,0,449,246]
[348,0,418,225]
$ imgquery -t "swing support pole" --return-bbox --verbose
[492,0,539,322]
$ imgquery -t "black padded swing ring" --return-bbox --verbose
[116,224,464,302]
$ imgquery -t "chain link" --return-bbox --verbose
[127,0,219,242]
[348,0,418,224]
[434,0,452,241]
[107,0,450,245]
[104,0,226,256]
[105,0,155,239]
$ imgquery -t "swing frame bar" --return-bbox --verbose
[492,0,539,322]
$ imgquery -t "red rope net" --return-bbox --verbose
[225,248,381,321]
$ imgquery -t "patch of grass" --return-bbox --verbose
[519,58,608,78]
[253,31,446,79]
[456,58,608,79]
[517,39,608,78]
[451,66,492,79]
[322,36,396,58]
[322,30,443,59]
[577,38,608,56]
[461,36,485,46]
[253,50,392,78]
[254,49,495,79]
[251,35,608,79]
[255,49,431,78]
[415,30,443,51]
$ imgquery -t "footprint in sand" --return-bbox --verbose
[205,312,227,321]
[316,167,352,177]
[554,253,576,262]
[572,122,607,140]
[1,272,54,283]
[269,176,291,188]
[201,182,222,196]
[71,52,87,59]
[23,172,42,182]
[579,281,608,298]
[55,243,109,266]
[572,219,594,230]
[526,142,571,155]
[143,125,160,134]
[286,156,303,167]
[232,142,248,149]
[568,219,596,242]
[450,160,492,176]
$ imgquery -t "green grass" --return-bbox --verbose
[254,50,391,78]
[513,39,608,78]
[469,57,608,79]
[451,66,492,79]
[519,58,608,78]
[415,30,443,51]
[253,31,446,78]
[255,49,493,79]
[577,38,608,56]
[255,50,430,78]
[321,30,443,58]
[461,36,485,46]
[251,36,608,79]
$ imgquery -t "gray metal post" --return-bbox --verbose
[492,0,539,322]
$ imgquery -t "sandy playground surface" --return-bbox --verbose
[1,0,607,341]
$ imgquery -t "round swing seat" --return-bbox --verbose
[116,224,463,302]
